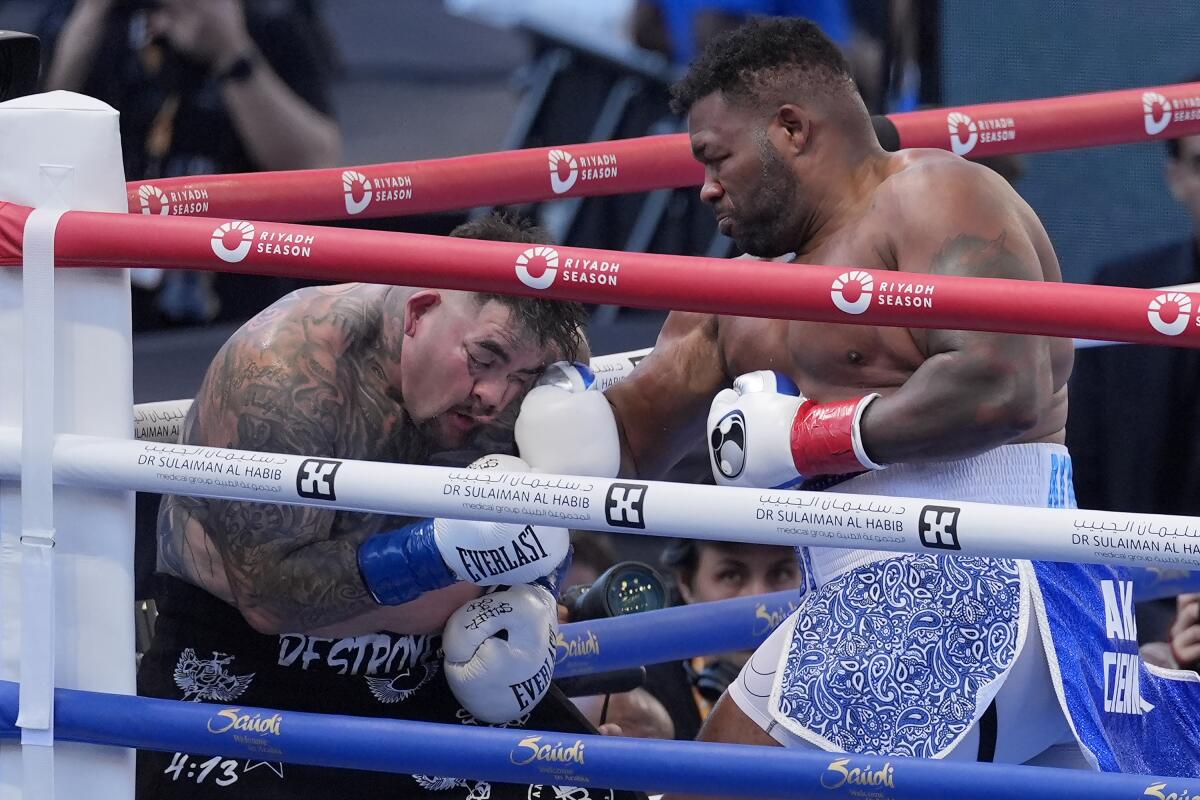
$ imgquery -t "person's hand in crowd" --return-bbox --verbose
[576,689,674,740]
[1169,592,1200,669]
[150,0,254,74]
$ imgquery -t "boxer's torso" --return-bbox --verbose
[716,149,1070,447]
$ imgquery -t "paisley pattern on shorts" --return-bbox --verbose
[773,553,1023,758]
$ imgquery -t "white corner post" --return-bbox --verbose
[0,91,135,800]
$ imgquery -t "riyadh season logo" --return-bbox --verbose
[515,246,560,290]
[947,110,1015,156]
[1147,292,1192,337]
[212,220,316,263]
[342,170,372,215]
[1143,90,1200,136]
[549,149,578,194]
[211,221,255,263]
[139,183,209,216]
[515,246,621,291]
[548,148,619,195]
[831,270,874,314]
[138,185,168,215]
[831,270,935,316]
[1143,92,1172,136]
[947,112,978,156]
[341,169,413,215]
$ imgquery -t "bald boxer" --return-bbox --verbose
[518,18,1200,780]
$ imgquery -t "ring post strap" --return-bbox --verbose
[18,205,65,799]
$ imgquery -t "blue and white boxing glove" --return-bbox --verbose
[708,370,882,489]
[515,361,621,478]
[708,371,805,489]
[357,454,569,605]
[443,583,558,723]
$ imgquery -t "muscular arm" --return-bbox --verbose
[43,0,114,92]
[605,312,730,478]
[217,47,341,171]
[158,290,469,636]
[860,169,1055,462]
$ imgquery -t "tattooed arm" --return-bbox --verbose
[157,287,478,636]
[856,162,1059,462]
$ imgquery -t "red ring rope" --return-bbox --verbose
[124,82,1200,223]
[2,201,1198,348]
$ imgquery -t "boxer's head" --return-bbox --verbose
[397,214,587,449]
[672,17,876,258]
[662,538,801,667]
[663,539,800,605]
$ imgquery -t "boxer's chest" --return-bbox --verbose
[719,235,925,400]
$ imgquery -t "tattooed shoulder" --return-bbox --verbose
[929,232,1035,281]
[156,284,415,628]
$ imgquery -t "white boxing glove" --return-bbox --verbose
[357,455,569,605]
[443,583,558,723]
[708,370,805,489]
[436,454,569,585]
[707,370,881,489]
[516,362,620,478]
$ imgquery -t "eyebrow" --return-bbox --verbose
[478,339,542,375]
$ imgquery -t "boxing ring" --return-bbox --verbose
[1,82,1200,798]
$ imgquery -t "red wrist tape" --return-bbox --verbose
[789,396,879,476]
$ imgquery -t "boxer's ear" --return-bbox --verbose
[404,290,441,336]
[775,104,810,156]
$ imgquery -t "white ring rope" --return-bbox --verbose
[0,427,1195,572]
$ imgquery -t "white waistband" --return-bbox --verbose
[806,443,1069,586]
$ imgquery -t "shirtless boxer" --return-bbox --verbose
[140,214,643,800]
[518,18,1200,779]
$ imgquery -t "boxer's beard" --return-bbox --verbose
[733,134,800,258]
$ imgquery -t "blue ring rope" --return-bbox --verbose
[555,590,798,677]
[554,570,1200,678]
[0,681,1188,798]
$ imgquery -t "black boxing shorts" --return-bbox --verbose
[137,575,643,800]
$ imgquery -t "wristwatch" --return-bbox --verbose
[215,52,256,84]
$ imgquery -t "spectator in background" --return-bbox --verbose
[631,0,929,112]
[1068,114,1200,644]
[575,538,801,740]
[39,0,341,327]
[1140,593,1200,672]
[643,538,800,740]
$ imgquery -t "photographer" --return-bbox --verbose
[567,539,802,741]
[39,0,341,325]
